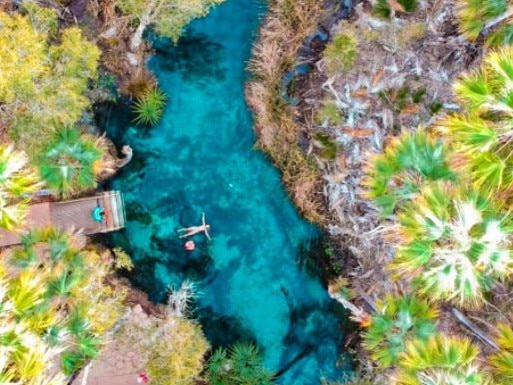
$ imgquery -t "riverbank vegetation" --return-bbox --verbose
[0,0,223,383]
[247,0,328,223]
[247,0,513,384]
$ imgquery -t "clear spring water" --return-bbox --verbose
[105,1,351,383]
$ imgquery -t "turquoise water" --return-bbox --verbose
[105,0,350,383]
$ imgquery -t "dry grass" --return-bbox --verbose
[246,0,327,223]
[120,68,157,98]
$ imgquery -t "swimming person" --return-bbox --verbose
[177,212,211,240]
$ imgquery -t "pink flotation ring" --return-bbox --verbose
[184,240,195,251]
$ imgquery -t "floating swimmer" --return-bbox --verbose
[177,212,211,240]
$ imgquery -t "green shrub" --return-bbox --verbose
[146,317,210,385]
[372,0,417,19]
[394,184,513,308]
[22,1,58,36]
[456,0,509,45]
[489,323,513,381]
[324,31,358,74]
[316,101,343,126]
[314,132,338,160]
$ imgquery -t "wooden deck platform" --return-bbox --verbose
[0,191,126,247]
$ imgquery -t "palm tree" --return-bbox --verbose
[489,323,513,381]
[392,183,513,307]
[0,264,66,385]
[364,130,455,215]
[38,127,103,198]
[207,342,275,385]
[132,86,167,126]
[438,47,513,193]
[362,295,438,367]
[456,0,513,46]
[395,335,486,385]
[61,314,101,376]
[0,144,40,230]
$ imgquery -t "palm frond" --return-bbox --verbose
[38,127,102,198]
[362,295,438,367]
[132,87,167,126]
[364,130,455,215]
[489,323,513,380]
[0,145,41,230]
[456,0,509,41]
[395,335,485,385]
[392,184,513,307]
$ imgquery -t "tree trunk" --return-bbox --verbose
[130,17,150,53]
[129,0,157,53]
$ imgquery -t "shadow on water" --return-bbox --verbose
[151,33,226,83]
[198,306,257,348]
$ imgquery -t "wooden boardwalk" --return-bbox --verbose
[0,191,126,247]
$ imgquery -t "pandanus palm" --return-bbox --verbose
[364,130,455,215]
[395,335,486,385]
[392,183,513,307]
[456,0,513,46]
[438,47,513,193]
[0,145,40,230]
[489,323,513,381]
[362,295,438,367]
[38,127,103,198]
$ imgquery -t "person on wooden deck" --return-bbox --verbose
[178,212,211,240]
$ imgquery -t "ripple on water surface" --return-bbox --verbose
[106,0,351,383]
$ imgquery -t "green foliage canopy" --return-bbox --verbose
[1,228,128,382]
[0,145,40,230]
[116,0,226,44]
[0,8,99,153]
